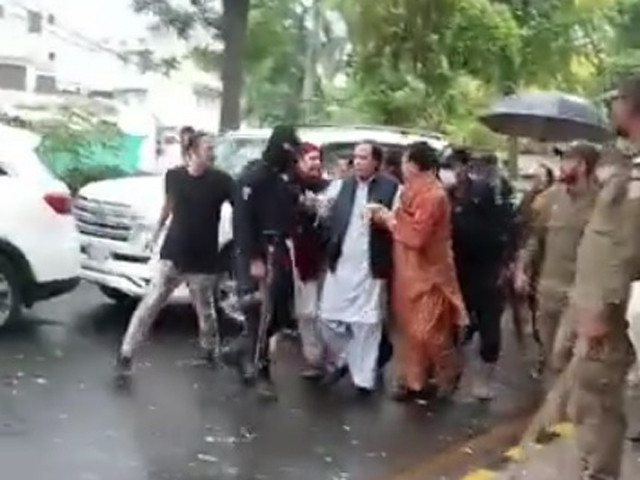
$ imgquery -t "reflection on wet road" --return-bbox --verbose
[0,284,541,480]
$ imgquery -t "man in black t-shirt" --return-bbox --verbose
[116,131,235,377]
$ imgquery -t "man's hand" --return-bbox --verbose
[250,259,266,280]
[366,203,393,227]
[300,192,319,211]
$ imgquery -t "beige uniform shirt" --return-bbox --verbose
[571,142,640,312]
[524,184,599,297]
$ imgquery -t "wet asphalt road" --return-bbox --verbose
[0,283,542,480]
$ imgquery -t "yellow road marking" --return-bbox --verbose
[379,416,529,480]
[380,416,575,480]
[460,469,497,480]
[550,422,575,438]
[504,445,526,462]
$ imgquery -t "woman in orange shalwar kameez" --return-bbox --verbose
[369,142,467,401]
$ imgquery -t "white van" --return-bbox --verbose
[0,125,81,325]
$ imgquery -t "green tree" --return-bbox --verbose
[243,0,348,125]
[132,0,250,131]
[332,0,625,145]
[243,0,306,124]
[604,0,640,89]
[337,0,520,129]
[35,107,127,193]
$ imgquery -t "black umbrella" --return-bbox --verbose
[479,91,612,143]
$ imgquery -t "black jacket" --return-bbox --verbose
[233,160,298,261]
[450,176,514,274]
[326,174,399,280]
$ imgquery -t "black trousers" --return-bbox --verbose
[377,328,393,370]
[459,267,505,364]
[235,243,293,376]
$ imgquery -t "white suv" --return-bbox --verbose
[0,125,81,326]
[74,125,448,320]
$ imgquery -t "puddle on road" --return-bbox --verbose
[196,453,219,463]
[204,426,256,444]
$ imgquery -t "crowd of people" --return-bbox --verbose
[113,74,640,480]
[114,123,521,402]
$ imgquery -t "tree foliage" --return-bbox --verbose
[130,0,640,147]
[132,0,249,131]
[604,0,640,88]
[243,0,349,125]
[334,0,522,144]
[328,0,637,147]
[34,108,127,192]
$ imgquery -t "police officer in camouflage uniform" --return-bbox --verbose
[562,76,640,480]
[519,145,600,445]
[517,143,600,379]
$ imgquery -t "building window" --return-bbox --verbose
[35,74,57,94]
[0,5,5,19]
[0,63,27,91]
[27,10,42,33]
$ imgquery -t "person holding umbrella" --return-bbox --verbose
[517,143,601,447]
[516,143,600,381]
[522,76,640,480]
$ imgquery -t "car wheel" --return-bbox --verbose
[0,256,22,326]
[99,286,136,306]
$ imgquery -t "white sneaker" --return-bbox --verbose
[472,363,496,401]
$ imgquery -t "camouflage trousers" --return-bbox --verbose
[536,287,570,376]
[569,317,635,480]
[119,261,221,358]
[523,305,636,480]
[522,303,577,444]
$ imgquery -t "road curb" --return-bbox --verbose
[459,422,576,480]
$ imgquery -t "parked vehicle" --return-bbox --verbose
[74,125,448,322]
[0,125,81,326]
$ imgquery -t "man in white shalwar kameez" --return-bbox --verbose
[319,143,400,394]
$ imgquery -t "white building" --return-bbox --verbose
[0,0,222,131]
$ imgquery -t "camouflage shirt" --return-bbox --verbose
[523,182,599,296]
[571,139,640,310]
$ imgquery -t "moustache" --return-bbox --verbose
[615,125,630,138]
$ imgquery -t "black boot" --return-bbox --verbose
[113,353,133,391]
[200,348,222,369]
[300,365,324,381]
[220,338,256,384]
[390,384,416,403]
[319,365,348,389]
[354,386,375,401]
[114,353,133,377]
[628,431,640,444]
[255,368,278,402]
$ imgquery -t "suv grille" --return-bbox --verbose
[73,196,135,242]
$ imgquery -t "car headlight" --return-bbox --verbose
[130,222,155,248]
